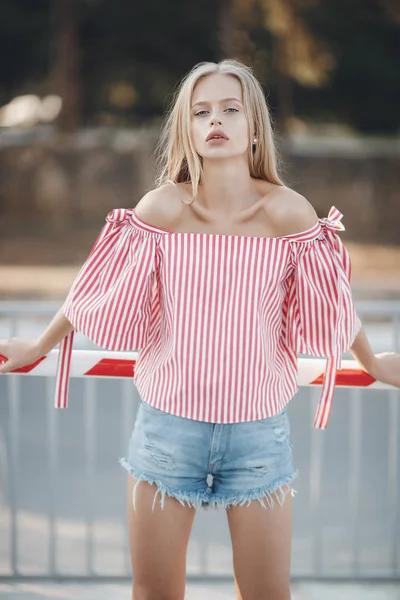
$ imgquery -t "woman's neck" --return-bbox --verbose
[198,158,259,214]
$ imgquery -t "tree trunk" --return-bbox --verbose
[53,0,81,133]
[218,0,235,59]
[271,34,293,134]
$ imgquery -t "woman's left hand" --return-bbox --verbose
[368,352,400,388]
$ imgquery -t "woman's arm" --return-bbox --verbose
[0,307,73,373]
[349,327,376,373]
[350,326,400,387]
[36,306,74,355]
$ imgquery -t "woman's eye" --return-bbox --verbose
[194,107,238,116]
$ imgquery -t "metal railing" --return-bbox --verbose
[0,301,399,582]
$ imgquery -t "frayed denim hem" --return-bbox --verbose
[207,470,299,511]
[119,458,212,512]
[120,457,299,512]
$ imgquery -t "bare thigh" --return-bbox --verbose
[226,485,293,600]
[127,475,196,600]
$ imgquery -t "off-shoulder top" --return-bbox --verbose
[55,205,361,429]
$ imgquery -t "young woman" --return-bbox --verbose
[1,59,400,600]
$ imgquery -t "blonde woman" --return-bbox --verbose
[1,59,400,600]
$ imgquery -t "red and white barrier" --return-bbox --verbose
[0,349,392,405]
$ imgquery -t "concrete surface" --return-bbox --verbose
[1,582,400,599]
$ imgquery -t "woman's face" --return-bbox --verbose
[190,73,251,161]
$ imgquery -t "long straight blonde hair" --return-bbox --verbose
[154,59,286,202]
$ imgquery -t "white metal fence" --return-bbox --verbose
[0,301,399,582]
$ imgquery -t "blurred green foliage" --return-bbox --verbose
[0,0,398,133]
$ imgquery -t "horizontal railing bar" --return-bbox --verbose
[1,574,400,583]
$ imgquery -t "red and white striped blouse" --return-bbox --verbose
[55,205,361,429]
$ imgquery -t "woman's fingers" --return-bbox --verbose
[0,338,42,374]
[0,358,12,374]
[0,343,10,373]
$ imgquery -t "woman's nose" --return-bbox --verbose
[210,117,222,126]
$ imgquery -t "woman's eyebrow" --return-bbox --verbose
[191,97,242,108]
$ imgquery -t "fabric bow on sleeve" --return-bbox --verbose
[284,206,361,429]
[55,208,158,409]
[320,206,346,232]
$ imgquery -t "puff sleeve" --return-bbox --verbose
[55,208,158,408]
[284,206,362,429]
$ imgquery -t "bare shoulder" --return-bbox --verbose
[263,186,319,237]
[134,183,184,229]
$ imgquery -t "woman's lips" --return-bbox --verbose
[206,131,229,141]
[206,137,229,144]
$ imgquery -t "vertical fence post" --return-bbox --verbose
[8,315,20,577]
[8,376,19,577]
[121,381,137,576]
[349,387,362,574]
[46,376,58,576]
[84,378,96,575]
[310,388,324,576]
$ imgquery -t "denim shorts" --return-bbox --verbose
[119,399,298,512]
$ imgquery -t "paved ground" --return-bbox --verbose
[1,582,400,600]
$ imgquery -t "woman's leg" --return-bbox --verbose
[127,475,197,600]
[226,485,293,600]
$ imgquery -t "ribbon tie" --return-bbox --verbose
[313,205,347,428]
[320,206,345,232]
[105,208,134,225]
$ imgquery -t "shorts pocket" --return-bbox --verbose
[257,410,292,467]
[139,399,166,416]
[258,406,287,424]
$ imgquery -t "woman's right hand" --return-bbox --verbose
[0,338,42,374]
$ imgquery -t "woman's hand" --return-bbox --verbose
[350,328,400,388]
[367,352,400,388]
[0,308,74,375]
[0,338,42,374]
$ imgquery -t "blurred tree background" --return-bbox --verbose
[0,0,399,135]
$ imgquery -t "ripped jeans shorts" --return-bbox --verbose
[119,398,298,512]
